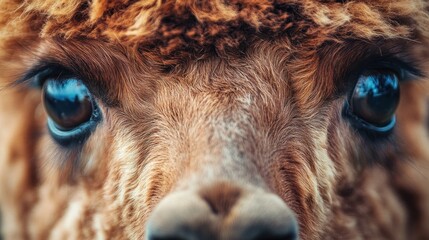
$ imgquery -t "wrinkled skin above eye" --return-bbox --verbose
[42,78,93,130]
[350,70,400,127]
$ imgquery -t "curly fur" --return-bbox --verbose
[1,0,429,63]
[0,0,429,240]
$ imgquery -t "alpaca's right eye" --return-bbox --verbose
[42,78,101,146]
[345,69,400,134]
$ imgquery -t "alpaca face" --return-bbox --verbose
[1,1,429,240]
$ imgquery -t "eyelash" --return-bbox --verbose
[361,56,422,79]
[13,62,76,90]
[35,67,74,88]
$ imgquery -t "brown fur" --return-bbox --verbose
[1,0,429,239]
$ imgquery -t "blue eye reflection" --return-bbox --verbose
[354,72,399,97]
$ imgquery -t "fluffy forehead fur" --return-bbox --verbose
[1,0,429,63]
[1,0,429,240]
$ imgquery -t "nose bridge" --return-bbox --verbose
[153,77,281,190]
[161,82,247,157]
[182,98,264,188]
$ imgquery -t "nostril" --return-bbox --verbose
[150,237,187,240]
[246,223,298,240]
[253,224,298,240]
[146,192,217,240]
[284,228,299,240]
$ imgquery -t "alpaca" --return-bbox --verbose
[1,0,429,239]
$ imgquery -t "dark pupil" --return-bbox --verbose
[351,71,400,126]
[43,79,93,130]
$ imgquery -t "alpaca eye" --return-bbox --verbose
[43,79,92,129]
[42,78,101,146]
[347,69,400,132]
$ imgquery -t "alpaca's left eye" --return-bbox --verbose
[346,69,400,133]
[42,78,101,146]
[43,79,92,129]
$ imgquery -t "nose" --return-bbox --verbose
[146,183,298,240]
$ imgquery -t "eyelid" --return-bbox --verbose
[17,61,120,107]
[369,57,424,81]
[15,62,73,88]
